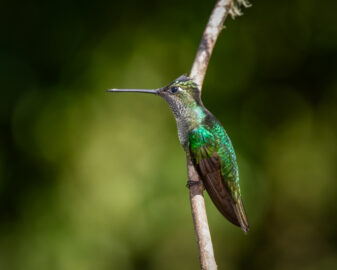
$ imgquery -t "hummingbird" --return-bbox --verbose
[108,75,249,233]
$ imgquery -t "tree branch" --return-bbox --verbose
[189,0,232,90]
[187,1,241,269]
[187,154,217,270]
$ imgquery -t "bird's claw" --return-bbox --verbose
[186,180,202,188]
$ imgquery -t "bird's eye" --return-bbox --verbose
[171,86,179,93]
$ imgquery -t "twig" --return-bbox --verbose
[190,0,233,90]
[187,154,217,270]
[187,1,243,269]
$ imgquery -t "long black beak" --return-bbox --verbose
[107,88,159,95]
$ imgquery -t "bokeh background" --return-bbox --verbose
[1,0,337,269]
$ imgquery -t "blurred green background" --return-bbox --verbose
[1,0,337,269]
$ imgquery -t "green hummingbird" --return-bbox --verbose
[108,75,249,233]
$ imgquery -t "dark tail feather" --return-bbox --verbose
[232,198,249,234]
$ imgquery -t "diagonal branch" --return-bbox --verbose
[187,0,249,269]
[187,154,217,270]
[189,0,232,90]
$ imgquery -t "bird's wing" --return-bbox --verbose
[189,127,249,233]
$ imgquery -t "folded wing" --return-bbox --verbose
[189,128,249,233]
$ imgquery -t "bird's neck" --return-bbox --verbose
[172,104,207,148]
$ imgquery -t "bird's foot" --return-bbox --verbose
[186,180,202,188]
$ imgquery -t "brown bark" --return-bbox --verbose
[187,1,238,269]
